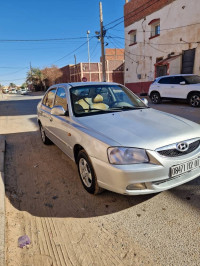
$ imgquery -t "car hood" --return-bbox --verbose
[76,108,200,150]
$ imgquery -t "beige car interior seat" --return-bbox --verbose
[77,98,92,111]
[91,94,109,110]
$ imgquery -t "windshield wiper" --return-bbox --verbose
[82,108,121,113]
[109,106,148,110]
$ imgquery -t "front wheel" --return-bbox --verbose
[150,92,162,104]
[188,93,200,107]
[77,150,103,194]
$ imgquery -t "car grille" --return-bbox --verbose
[157,140,200,157]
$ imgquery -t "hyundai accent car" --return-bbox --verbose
[37,82,200,195]
[149,74,200,107]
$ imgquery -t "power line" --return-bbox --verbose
[104,0,154,28]
[108,21,200,34]
[51,37,95,65]
[108,36,138,64]
[0,77,26,82]
[105,0,200,34]
[107,36,152,58]
[106,0,161,31]
[0,36,96,43]
[0,67,28,77]
[0,66,28,69]
[108,34,200,46]
[147,43,168,54]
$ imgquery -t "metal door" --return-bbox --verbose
[182,49,196,74]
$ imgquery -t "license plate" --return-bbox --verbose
[171,157,200,178]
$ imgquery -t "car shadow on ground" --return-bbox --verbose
[4,130,155,218]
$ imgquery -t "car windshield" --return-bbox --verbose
[70,84,147,117]
[184,75,200,84]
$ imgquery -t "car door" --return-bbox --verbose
[158,76,184,98]
[40,88,57,139]
[157,77,172,97]
[165,76,185,98]
[48,87,74,159]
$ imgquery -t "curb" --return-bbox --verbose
[0,136,6,266]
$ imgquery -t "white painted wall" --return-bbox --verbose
[125,0,200,84]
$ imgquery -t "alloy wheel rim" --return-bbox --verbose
[79,158,92,188]
[152,94,158,103]
[191,95,200,106]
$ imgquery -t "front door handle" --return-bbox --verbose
[50,117,53,122]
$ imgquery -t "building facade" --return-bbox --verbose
[57,48,124,84]
[124,0,200,94]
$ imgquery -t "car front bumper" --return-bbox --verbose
[90,149,200,195]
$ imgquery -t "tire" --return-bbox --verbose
[39,123,52,145]
[188,93,200,107]
[77,150,103,194]
[150,92,162,104]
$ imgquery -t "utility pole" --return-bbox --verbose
[87,30,91,81]
[99,2,106,82]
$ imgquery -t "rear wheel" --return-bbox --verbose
[77,150,103,194]
[150,92,162,104]
[188,93,200,107]
[39,124,52,145]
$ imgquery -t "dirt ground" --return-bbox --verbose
[5,131,154,266]
[2,95,200,266]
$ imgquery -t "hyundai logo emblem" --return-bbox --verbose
[176,141,189,152]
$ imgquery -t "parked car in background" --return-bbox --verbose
[37,82,200,195]
[9,88,17,94]
[20,88,28,95]
[149,74,200,107]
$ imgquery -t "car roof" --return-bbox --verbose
[155,74,197,80]
[48,81,120,90]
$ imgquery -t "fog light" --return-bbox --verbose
[126,183,146,190]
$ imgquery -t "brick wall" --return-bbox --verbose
[105,48,124,60]
[101,48,124,62]
[124,0,175,27]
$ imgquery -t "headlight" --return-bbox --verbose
[107,147,149,165]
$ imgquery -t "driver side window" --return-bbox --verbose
[43,88,56,108]
[54,87,67,110]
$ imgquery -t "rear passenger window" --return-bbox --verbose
[158,77,172,84]
[43,89,56,108]
[171,77,181,84]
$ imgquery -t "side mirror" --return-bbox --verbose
[180,81,186,85]
[142,98,148,106]
[51,106,66,116]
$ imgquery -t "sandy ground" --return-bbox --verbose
[1,94,200,266]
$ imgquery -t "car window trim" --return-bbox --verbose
[42,87,57,109]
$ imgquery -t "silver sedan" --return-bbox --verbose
[37,82,200,195]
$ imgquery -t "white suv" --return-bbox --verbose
[148,74,200,107]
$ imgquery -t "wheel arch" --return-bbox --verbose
[38,119,41,126]
[150,90,160,97]
[187,91,200,100]
[73,144,85,163]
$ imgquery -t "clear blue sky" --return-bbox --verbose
[0,0,125,86]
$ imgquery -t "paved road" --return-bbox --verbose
[1,93,200,266]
